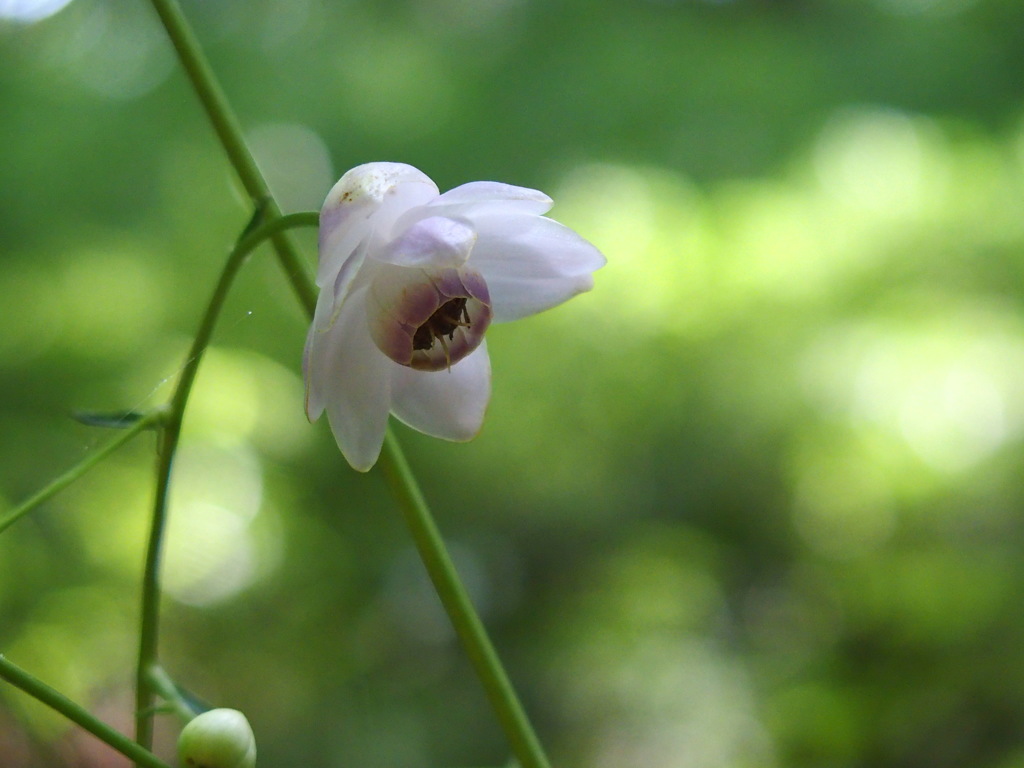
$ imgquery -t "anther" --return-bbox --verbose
[413,298,472,353]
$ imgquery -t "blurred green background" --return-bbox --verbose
[3,0,1024,766]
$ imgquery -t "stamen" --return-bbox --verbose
[367,265,492,371]
[413,298,472,352]
[437,332,451,371]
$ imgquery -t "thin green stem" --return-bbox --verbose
[146,665,199,723]
[145,2,549,766]
[0,412,164,536]
[134,211,318,756]
[235,211,320,256]
[378,430,551,768]
[0,655,173,768]
[146,0,315,317]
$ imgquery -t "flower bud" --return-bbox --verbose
[177,708,256,768]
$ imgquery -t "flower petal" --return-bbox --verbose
[390,341,492,441]
[305,285,394,471]
[318,163,438,304]
[419,181,553,219]
[303,290,336,422]
[469,213,606,321]
[484,272,597,321]
[377,216,476,269]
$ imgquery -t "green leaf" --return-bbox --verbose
[73,410,150,429]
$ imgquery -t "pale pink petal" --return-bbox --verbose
[305,285,394,472]
[310,238,369,348]
[468,213,605,321]
[377,216,476,269]
[433,181,552,209]
[303,287,337,421]
[411,181,553,223]
[482,272,596,322]
[318,163,438,304]
[317,193,372,288]
[390,341,492,441]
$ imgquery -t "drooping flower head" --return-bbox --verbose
[304,162,605,471]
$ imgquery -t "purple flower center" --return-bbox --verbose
[368,266,492,372]
[413,297,470,354]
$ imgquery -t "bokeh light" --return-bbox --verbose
[0,0,74,24]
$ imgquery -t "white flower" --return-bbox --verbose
[304,162,605,471]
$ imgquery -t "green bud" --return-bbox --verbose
[177,708,256,768]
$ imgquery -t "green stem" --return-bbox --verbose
[0,412,164,536]
[134,211,318,756]
[0,655,173,768]
[236,211,320,255]
[146,0,315,317]
[378,430,551,768]
[145,2,549,765]
[146,665,199,724]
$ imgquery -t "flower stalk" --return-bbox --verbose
[146,3,555,767]
[146,664,201,724]
[146,0,315,317]
[0,410,165,536]
[0,655,173,768]
[134,210,319,757]
[379,429,552,768]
